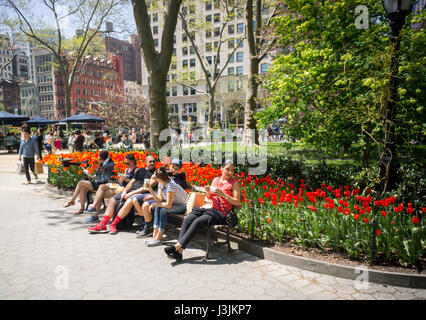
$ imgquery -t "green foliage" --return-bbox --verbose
[258,0,425,164]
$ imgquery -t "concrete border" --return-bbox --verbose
[46,184,426,289]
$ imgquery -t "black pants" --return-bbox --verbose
[178,208,226,249]
[23,157,35,182]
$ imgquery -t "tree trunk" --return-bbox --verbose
[243,58,260,145]
[209,90,215,130]
[149,70,168,149]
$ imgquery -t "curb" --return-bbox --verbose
[46,184,426,289]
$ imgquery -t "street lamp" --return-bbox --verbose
[379,0,414,193]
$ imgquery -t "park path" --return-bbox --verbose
[0,152,425,300]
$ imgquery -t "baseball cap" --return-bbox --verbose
[171,158,182,168]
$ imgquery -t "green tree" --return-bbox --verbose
[257,0,425,187]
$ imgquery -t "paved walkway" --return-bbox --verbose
[0,152,425,300]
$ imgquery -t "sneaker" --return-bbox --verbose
[167,250,182,262]
[146,239,161,247]
[85,215,99,224]
[34,174,38,181]
[88,223,108,233]
[84,206,98,214]
[25,181,31,185]
[109,224,118,235]
[136,226,153,238]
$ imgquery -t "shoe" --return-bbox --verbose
[145,239,161,247]
[34,174,38,181]
[136,226,153,238]
[167,250,182,262]
[85,215,99,224]
[164,246,176,256]
[25,181,31,185]
[109,224,118,235]
[84,206,98,214]
[88,223,108,233]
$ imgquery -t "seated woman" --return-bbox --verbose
[84,153,138,224]
[164,160,241,262]
[141,166,189,246]
[63,150,115,215]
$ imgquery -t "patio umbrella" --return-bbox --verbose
[27,116,58,127]
[61,113,105,123]
[0,111,30,126]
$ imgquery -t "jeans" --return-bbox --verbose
[153,204,186,233]
[23,157,35,182]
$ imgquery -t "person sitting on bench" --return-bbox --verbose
[140,166,188,246]
[88,154,157,234]
[84,153,139,224]
[164,160,241,262]
[63,150,114,215]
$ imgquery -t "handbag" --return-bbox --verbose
[16,160,24,175]
[34,162,44,174]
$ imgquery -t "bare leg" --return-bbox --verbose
[133,198,143,216]
[117,198,134,219]
[142,201,153,223]
[104,197,117,218]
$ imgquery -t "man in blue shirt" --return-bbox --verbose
[19,128,40,184]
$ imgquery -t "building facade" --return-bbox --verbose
[0,34,13,80]
[104,35,142,83]
[142,0,274,128]
[0,79,21,114]
[19,80,39,117]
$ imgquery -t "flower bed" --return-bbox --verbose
[41,151,425,267]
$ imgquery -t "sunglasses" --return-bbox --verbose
[124,161,131,165]
[147,160,155,163]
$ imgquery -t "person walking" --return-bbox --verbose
[18,128,40,184]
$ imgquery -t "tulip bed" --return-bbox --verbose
[41,150,425,267]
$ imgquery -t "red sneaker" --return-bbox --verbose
[88,223,108,233]
[109,224,118,235]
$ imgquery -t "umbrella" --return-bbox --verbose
[0,111,30,126]
[61,113,105,123]
[27,116,58,126]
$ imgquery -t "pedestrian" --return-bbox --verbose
[36,128,44,159]
[18,127,40,184]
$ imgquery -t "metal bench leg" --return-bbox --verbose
[226,227,231,253]
[204,227,211,260]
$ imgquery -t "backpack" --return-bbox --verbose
[112,198,135,231]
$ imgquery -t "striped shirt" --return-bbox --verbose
[158,179,188,205]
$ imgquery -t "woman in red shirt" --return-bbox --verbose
[164,160,241,262]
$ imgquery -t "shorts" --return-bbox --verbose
[134,193,156,206]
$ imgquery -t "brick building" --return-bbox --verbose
[55,53,124,118]
[0,79,21,114]
[104,35,142,83]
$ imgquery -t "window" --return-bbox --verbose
[228,39,234,49]
[190,46,195,54]
[182,59,188,68]
[190,86,196,95]
[261,63,269,73]
[236,52,243,62]
[190,59,196,67]
[206,15,212,23]
[173,35,176,44]
[154,38,159,47]
[228,67,234,75]
[238,39,244,48]
[183,85,188,95]
[228,25,235,34]
[206,56,212,65]
[214,13,220,23]
[206,43,212,52]
[228,53,234,63]
[172,86,177,96]
[182,34,187,42]
[237,66,243,75]
[153,13,158,22]
[237,23,244,33]
[214,27,220,37]
[166,87,170,97]
[206,30,212,38]
[205,1,212,10]
[153,26,158,34]
[228,81,234,92]
[182,47,188,55]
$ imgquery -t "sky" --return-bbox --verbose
[29,0,137,40]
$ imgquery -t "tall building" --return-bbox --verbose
[0,34,13,80]
[142,0,274,128]
[0,79,21,114]
[19,80,39,117]
[104,35,142,83]
[32,47,56,119]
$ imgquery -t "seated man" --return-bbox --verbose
[88,154,158,234]
[84,153,138,224]
[118,134,132,149]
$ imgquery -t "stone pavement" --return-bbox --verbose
[0,152,425,300]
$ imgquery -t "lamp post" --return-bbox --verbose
[379,0,414,194]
